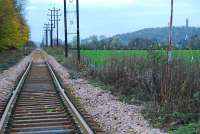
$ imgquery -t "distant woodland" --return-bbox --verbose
[80,27,200,50]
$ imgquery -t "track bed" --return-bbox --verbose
[6,62,79,134]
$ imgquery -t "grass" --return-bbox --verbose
[46,47,200,134]
[0,49,25,71]
[45,47,65,64]
[81,50,148,64]
[170,121,200,134]
[81,50,200,64]
[46,47,200,65]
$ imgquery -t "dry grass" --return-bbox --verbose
[46,48,200,132]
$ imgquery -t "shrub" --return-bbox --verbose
[46,48,200,131]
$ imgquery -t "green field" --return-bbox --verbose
[46,48,200,65]
[81,50,200,64]
[81,50,148,64]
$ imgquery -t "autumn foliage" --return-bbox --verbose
[0,0,29,51]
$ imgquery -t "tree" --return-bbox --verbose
[81,35,99,50]
[89,35,99,49]
[189,35,200,49]
[0,0,29,51]
[128,38,156,50]
[99,35,107,49]
[110,36,123,49]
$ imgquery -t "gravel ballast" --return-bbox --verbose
[0,55,31,118]
[48,55,166,134]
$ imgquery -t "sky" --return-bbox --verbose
[25,0,200,42]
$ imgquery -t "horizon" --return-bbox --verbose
[26,0,200,42]
[33,25,200,44]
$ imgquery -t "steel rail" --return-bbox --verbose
[0,62,32,133]
[47,62,95,134]
[0,60,95,134]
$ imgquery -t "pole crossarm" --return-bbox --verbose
[43,23,51,47]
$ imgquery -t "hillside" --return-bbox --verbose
[114,27,200,45]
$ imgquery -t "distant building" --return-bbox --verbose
[186,18,189,28]
[185,18,189,43]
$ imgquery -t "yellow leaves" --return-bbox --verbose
[0,0,30,50]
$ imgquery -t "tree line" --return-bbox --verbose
[0,0,29,51]
[79,34,200,50]
[79,35,160,50]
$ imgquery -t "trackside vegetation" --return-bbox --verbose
[0,0,29,51]
[46,47,200,134]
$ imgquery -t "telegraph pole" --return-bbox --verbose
[44,23,50,47]
[48,9,56,47]
[162,0,174,105]
[42,36,45,48]
[64,0,68,57]
[53,7,56,28]
[76,0,81,63]
[63,0,80,61]
[55,9,61,47]
[168,0,174,63]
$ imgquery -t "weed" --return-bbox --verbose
[46,48,200,132]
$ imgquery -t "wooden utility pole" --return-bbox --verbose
[44,23,50,47]
[64,0,68,57]
[63,0,80,61]
[162,0,174,105]
[168,0,174,63]
[53,7,56,28]
[50,9,53,47]
[48,9,54,47]
[51,9,61,47]
[55,10,61,47]
[76,0,80,63]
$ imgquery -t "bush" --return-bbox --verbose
[170,121,200,134]
[46,48,200,132]
[81,51,200,130]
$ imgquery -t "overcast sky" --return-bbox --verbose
[26,0,200,42]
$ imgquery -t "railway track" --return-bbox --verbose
[0,52,104,134]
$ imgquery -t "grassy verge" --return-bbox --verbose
[0,49,27,72]
[46,47,200,134]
